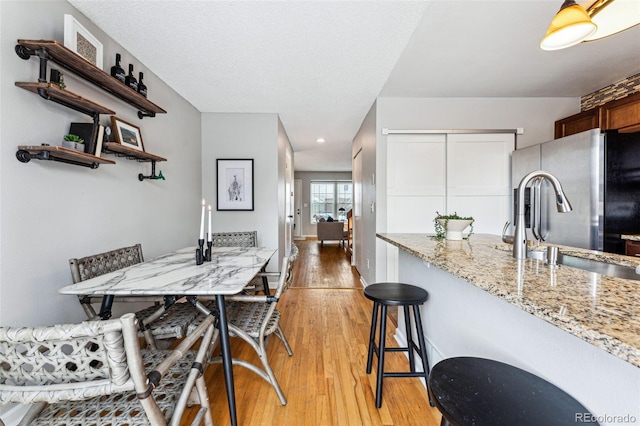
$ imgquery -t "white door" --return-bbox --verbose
[446,133,515,235]
[294,179,302,239]
[386,133,446,280]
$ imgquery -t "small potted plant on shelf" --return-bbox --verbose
[434,211,474,240]
[62,134,84,152]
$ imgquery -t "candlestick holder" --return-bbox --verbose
[205,240,212,261]
[196,239,204,265]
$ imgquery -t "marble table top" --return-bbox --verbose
[622,234,640,242]
[59,246,277,296]
[377,233,640,368]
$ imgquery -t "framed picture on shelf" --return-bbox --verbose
[63,14,103,68]
[110,116,145,152]
[217,159,254,211]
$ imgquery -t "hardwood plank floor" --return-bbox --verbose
[181,240,441,425]
[292,239,361,289]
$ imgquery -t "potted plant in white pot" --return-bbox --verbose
[62,134,84,152]
[434,211,474,240]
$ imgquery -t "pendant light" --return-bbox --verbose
[540,0,598,50]
[585,0,640,41]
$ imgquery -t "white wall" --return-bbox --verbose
[0,1,202,329]
[277,117,294,260]
[352,101,377,284]
[293,171,352,237]
[351,96,580,284]
[201,113,290,270]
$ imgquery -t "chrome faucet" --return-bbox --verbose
[513,170,572,259]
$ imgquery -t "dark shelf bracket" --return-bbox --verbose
[15,44,36,60]
[138,160,165,181]
[138,111,156,120]
[16,148,99,169]
[17,44,101,120]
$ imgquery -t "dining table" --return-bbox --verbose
[59,245,278,426]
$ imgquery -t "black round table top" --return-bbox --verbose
[364,282,428,306]
[428,357,599,426]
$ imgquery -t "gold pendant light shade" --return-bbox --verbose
[540,0,598,50]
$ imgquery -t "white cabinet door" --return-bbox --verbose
[387,133,446,233]
[387,134,446,281]
[447,133,515,235]
[385,132,514,280]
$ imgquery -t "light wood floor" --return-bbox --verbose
[182,240,441,425]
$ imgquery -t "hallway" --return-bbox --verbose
[182,240,440,425]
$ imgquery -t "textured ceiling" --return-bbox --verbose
[68,0,640,172]
[68,0,428,171]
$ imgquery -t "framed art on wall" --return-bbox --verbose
[64,14,103,68]
[110,116,145,152]
[217,159,254,211]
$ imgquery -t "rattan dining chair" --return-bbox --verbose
[135,231,264,347]
[209,231,272,294]
[189,254,295,405]
[69,244,201,349]
[0,312,216,426]
[69,243,148,320]
[210,231,257,248]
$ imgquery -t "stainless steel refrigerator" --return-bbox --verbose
[511,128,640,254]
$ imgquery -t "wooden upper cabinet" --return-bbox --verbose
[602,92,640,133]
[554,108,602,139]
[555,92,640,138]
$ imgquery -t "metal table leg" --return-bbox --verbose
[99,295,114,320]
[216,294,237,426]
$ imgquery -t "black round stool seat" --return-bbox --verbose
[364,282,429,306]
[428,357,600,426]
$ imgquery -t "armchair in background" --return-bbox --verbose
[317,220,347,247]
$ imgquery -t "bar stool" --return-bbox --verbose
[365,282,430,408]
[428,357,600,426]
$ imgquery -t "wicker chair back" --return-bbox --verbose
[0,314,139,405]
[210,231,257,248]
[0,313,215,425]
[69,243,144,283]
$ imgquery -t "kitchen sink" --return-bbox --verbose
[557,254,640,281]
[526,249,640,281]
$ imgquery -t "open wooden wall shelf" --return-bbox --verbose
[15,39,168,177]
[16,145,115,169]
[15,82,115,116]
[102,142,167,162]
[16,39,166,117]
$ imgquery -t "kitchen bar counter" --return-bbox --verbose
[622,234,640,242]
[378,233,640,424]
[377,233,640,367]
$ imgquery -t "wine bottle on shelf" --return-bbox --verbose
[110,53,126,84]
[125,64,138,91]
[137,72,147,98]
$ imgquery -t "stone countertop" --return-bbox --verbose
[377,233,640,368]
[622,235,640,242]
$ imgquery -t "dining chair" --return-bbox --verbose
[189,255,295,405]
[134,231,264,347]
[0,312,216,426]
[209,231,273,294]
[210,231,257,248]
[69,243,147,319]
[69,244,200,349]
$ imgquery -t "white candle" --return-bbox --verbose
[207,205,212,242]
[199,198,205,240]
